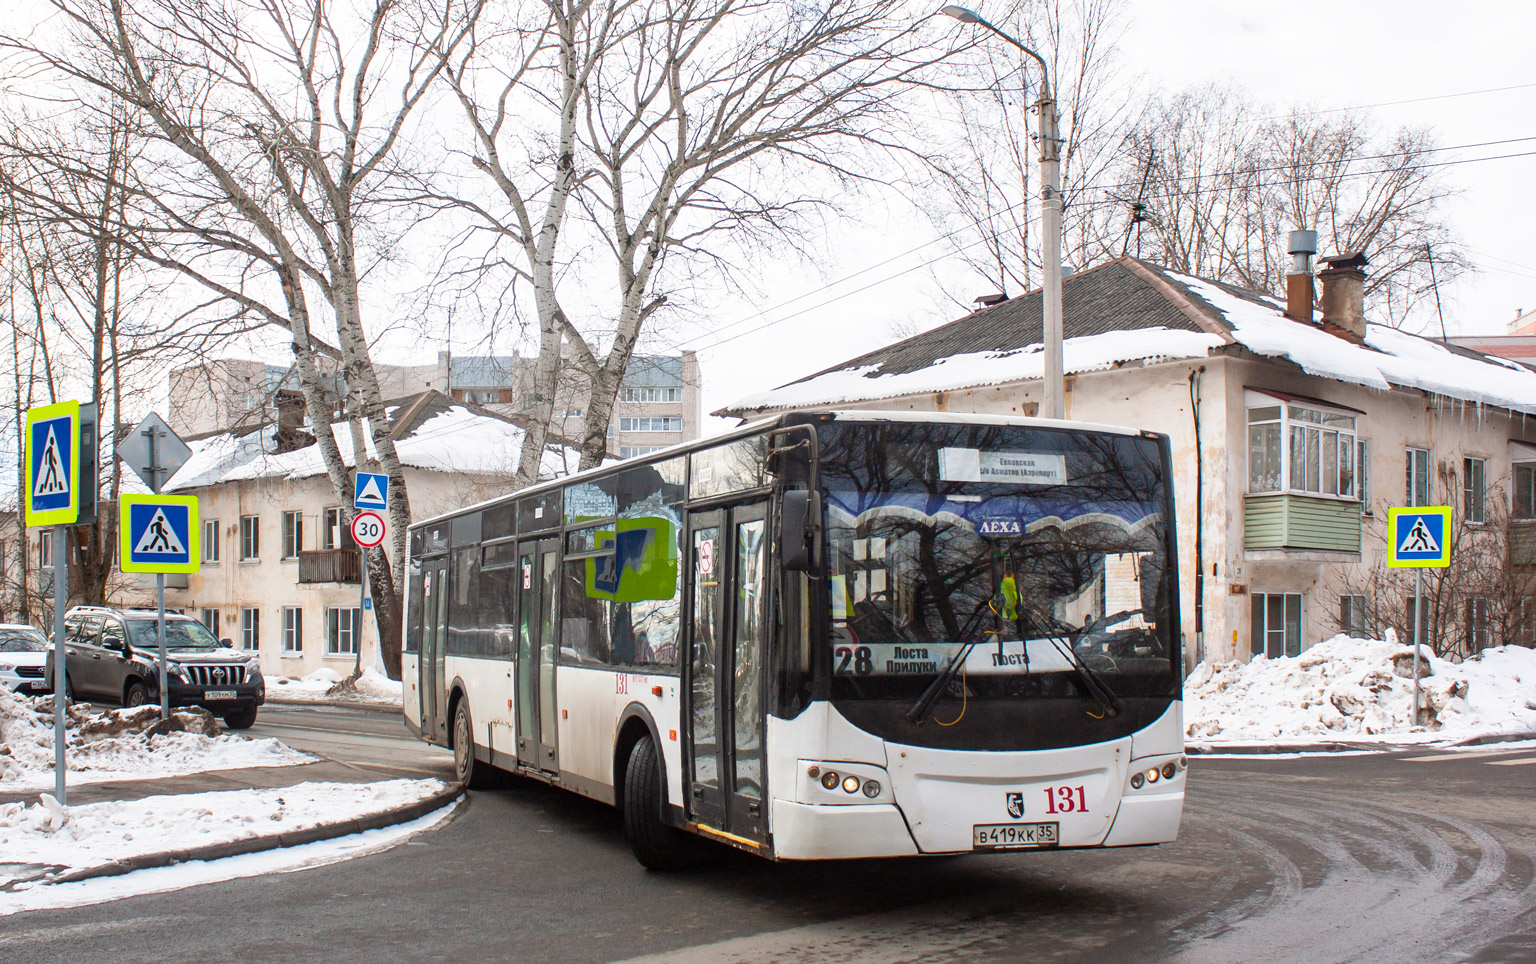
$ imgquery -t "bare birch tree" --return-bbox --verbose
[1,0,484,675]
[436,0,955,475]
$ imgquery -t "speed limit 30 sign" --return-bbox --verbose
[351,510,387,548]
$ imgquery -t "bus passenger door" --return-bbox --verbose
[516,538,560,772]
[685,503,769,843]
[420,557,450,744]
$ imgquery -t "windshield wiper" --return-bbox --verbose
[1041,619,1122,718]
[905,641,976,724]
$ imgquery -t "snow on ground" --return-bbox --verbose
[0,687,312,791]
[0,792,460,916]
[1185,634,1536,746]
[267,667,403,708]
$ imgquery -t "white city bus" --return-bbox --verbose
[403,412,1185,868]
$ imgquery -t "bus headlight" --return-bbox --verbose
[862,779,881,798]
[841,775,860,794]
[820,770,840,790]
[1145,767,1160,784]
[1161,762,1177,780]
[1130,771,1144,789]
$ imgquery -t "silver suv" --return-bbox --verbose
[57,606,265,728]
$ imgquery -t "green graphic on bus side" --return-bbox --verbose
[585,516,679,603]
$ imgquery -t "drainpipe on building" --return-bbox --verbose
[1188,367,1204,670]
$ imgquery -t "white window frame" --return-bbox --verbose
[38,529,53,569]
[1465,596,1492,653]
[1340,594,1369,637]
[203,519,221,563]
[1463,456,1487,524]
[282,607,303,653]
[201,608,221,637]
[240,514,260,561]
[1515,460,1536,520]
[1245,393,1359,500]
[282,510,303,559]
[1406,447,1431,505]
[1251,591,1303,658]
[619,445,669,459]
[620,386,683,403]
[241,607,259,650]
[327,607,360,655]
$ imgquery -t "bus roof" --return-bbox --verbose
[409,410,1161,531]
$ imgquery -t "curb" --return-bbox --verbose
[32,783,463,888]
[1191,729,1536,756]
[263,697,403,714]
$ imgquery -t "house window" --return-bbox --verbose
[1515,462,1536,520]
[1463,457,1486,524]
[619,445,668,459]
[1464,597,1492,653]
[283,607,303,653]
[620,386,683,403]
[619,416,682,433]
[1406,447,1431,505]
[322,507,359,551]
[203,519,221,563]
[201,608,221,637]
[240,515,260,560]
[241,607,259,650]
[327,607,361,655]
[1247,401,1357,498]
[1357,440,1371,507]
[1340,594,1369,637]
[38,529,53,569]
[1250,592,1302,658]
[282,511,303,559]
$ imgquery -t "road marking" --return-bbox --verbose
[1400,750,1533,763]
[1486,756,1536,766]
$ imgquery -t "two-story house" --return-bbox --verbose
[723,252,1536,668]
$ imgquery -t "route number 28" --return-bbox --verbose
[1042,785,1088,814]
[834,646,873,675]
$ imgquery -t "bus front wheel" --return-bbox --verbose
[452,699,495,789]
[623,734,703,871]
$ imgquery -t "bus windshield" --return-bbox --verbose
[818,421,1177,708]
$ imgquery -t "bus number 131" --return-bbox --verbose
[1043,785,1088,814]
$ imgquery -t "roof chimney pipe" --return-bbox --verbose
[1318,251,1369,339]
[1285,229,1317,324]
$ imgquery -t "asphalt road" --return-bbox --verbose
[4,709,1534,964]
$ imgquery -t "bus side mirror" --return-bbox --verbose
[780,489,819,572]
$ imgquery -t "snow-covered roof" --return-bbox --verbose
[165,392,574,491]
[725,258,1536,417]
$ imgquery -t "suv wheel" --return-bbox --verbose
[124,680,150,707]
[223,705,258,729]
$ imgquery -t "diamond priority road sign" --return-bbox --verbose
[120,494,201,574]
[117,412,193,494]
[25,400,80,526]
[1387,506,1452,568]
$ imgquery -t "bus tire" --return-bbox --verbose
[452,698,495,789]
[623,734,699,871]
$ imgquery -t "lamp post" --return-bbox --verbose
[941,5,1065,420]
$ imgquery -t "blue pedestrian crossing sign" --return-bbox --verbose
[25,400,80,526]
[354,472,389,511]
[119,495,201,574]
[1388,506,1452,568]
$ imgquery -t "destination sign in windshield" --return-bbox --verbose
[833,640,1077,677]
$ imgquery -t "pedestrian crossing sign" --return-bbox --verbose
[24,400,80,526]
[120,495,200,574]
[1388,506,1451,568]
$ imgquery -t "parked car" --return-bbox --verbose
[50,606,265,728]
[0,624,52,695]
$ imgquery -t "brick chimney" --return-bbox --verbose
[1317,252,1369,339]
[273,389,313,454]
[1284,229,1317,323]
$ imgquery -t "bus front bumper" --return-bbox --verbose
[770,800,919,860]
[1102,789,1183,846]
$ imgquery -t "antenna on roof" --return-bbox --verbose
[1113,148,1155,258]
[1425,242,1449,343]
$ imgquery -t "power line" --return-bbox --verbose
[1257,81,1536,122]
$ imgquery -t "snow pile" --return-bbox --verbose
[0,688,312,791]
[1185,634,1536,745]
[268,667,402,707]
[0,778,448,888]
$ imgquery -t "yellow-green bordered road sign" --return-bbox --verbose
[1387,506,1452,568]
[25,400,80,526]
[120,494,201,574]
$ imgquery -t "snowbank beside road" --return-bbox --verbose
[0,687,312,791]
[1185,634,1536,746]
[0,779,452,910]
[267,667,402,708]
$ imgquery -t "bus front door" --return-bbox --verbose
[686,503,769,844]
[420,557,449,744]
[516,538,560,771]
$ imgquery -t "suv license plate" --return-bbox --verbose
[973,822,1060,850]
[204,689,238,700]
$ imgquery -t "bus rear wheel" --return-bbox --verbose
[452,699,495,789]
[623,734,705,871]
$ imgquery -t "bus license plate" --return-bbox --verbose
[973,822,1059,850]
[204,690,237,700]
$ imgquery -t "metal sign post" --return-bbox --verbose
[26,400,82,806]
[350,506,387,677]
[120,494,201,721]
[1387,506,1452,726]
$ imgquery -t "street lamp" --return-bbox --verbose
[940,5,1065,420]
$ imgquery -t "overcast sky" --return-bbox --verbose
[678,0,1535,434]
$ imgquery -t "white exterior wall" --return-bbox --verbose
[755,353,1536,667]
